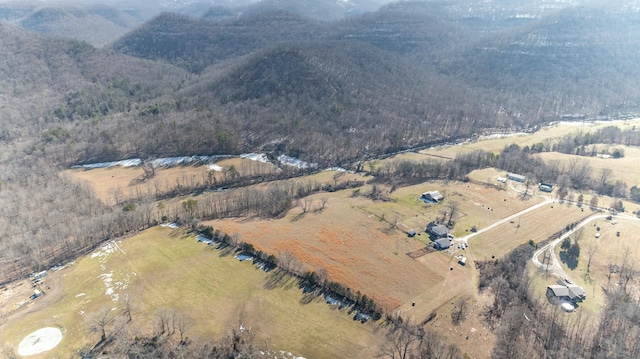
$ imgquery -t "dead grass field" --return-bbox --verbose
[467,168,509,184]
[64,158,279,205]
[420,118,640,158]
[204,180,539,317]
[0,227,382,358]
[469,201,592,261]
[536,146,640,188]
[550,216,640,316]
[378,181,539,238]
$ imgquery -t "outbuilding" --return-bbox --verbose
[508,173,526,182]
[421,190,444,203]
[539,183,554,192]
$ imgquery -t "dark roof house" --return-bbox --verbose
[546,284,586,303]
[434,237,452,250]
[426,222,450,238]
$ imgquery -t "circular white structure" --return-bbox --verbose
[18,327,63,356]
[561,302,576,312]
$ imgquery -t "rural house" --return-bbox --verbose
[507,173,526,182]
[426,222,450,238]
[434,237,452,250]
[546,284,586,303]
[421,190,444,203]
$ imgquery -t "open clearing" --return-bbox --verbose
[64,157,279,204]
[551,216,640,317]
[469,201,591,260]
[205,180,540,315]
[421,119,640,158]
[0,227,381,358]
[536,146,640,188]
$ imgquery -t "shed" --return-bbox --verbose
[407,229,417,237]
[539,183,554,192]
[508,173,526,182]
[421,190,444,203]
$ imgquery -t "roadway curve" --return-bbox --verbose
[531,212,640,282]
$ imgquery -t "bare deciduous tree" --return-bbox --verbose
[89,307,114,342]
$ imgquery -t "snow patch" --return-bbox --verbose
[277,154,316,169]
[18,327,63,356]
[480,132,529,140]
[91,242,116,259]
[73,158,142,169]
[240,153,270,163]
[161,223,179,229]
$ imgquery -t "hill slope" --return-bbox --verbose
[111,11,327,73]
[444,6,640,117]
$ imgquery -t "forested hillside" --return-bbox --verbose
[444,6,640,118]
[2,0,640,297]
[0,24,188,283]
[111,11,329,73]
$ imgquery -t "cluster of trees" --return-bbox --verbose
[378,321,463,359]
[78,303,258,359]
[559,237,581,270]
[478,240,640,359]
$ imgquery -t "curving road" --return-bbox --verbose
[531,212,640,282]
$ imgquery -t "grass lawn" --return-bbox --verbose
[420,119,640,158]
[64,158,279,205]
[553,216,640,316]
[536,146,640,189]
[0,227,382,358]
[205,180,534,318]
[469,201,591,261]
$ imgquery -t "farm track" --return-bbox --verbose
[532,213,640,282]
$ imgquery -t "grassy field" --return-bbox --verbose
[536,146,640,188]
[64,158,279,205]
[469,201,591,261]
[204,180,540,315]
[421,119,640,158]
[0,227,382,358]
[551,216,640,316]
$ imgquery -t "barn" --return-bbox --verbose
[421,190,444,203]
